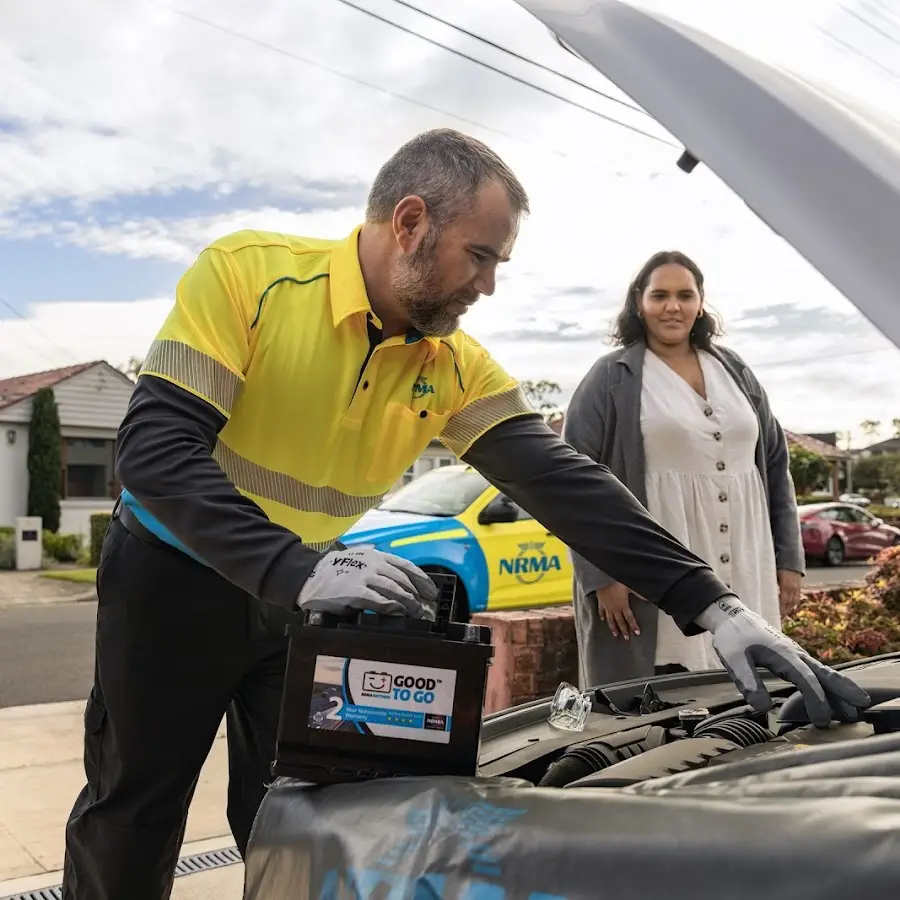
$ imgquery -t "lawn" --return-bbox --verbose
[40,568,97,584]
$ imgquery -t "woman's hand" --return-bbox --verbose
[777,569,803,617]
[596,582,641,639]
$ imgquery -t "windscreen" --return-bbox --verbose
[379,467,491,517]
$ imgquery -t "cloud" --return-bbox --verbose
[3,205,367,266]
[730,302,880,340]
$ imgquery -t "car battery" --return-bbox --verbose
[272,573,494,784]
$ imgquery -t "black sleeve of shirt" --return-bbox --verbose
[115,375,324,609]
[462,415,734,634]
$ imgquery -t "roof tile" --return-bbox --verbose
[0,361,101,412]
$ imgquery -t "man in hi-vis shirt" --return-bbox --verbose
[62,129,869,900]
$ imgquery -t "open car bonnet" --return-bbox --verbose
[514,0,900,348]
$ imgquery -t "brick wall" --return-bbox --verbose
[472,607,578,714]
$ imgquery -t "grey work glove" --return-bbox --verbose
[695,597,871,728]
[297,548,438,620]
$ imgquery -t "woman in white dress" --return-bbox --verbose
[563,251,805,685]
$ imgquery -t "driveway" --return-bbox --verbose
[0,570,94,609]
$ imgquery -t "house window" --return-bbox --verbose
[62,438,117,500]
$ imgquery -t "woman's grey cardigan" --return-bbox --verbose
[561,341,805,688]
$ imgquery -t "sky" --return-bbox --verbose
[1,0,899,447]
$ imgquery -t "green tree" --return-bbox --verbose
[119,356,144,382]
[892,418,900,439]
[852,454,900,497]
[27,387,62,533]
[861,419,882,439]
[521,379,562,412]
[788,444,831,496]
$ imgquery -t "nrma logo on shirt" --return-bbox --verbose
[362,670,440,704]
[499,542,561,584]
[413,376,436,398]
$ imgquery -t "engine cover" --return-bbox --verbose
[244,735,900,900]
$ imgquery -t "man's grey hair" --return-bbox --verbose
[365,128,530,229]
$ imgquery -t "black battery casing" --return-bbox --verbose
[272,573,494,784]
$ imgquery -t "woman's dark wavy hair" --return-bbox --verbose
[609,250,723,350]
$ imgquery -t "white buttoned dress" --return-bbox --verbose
[640,348,782,671]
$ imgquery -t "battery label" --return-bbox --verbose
[309,655,457,744]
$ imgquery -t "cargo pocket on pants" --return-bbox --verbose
[83,689,108,800]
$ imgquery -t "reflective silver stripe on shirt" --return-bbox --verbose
[441,385,534,456]
[212,441,385,519]
[305,538,341,552]
[141,339,242,415]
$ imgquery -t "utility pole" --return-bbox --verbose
[843,429,853,493]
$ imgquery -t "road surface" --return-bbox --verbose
[0,562,873,708]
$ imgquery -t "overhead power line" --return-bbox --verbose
[147,0,560,153]
[0,292,78,363]
[330,0,678,148]
[819,26,900,80]
[751,343,898,370]
[381,0,650,117]
[147,0,673,165]
[840,1,900,46]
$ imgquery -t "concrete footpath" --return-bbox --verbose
[0,571,96,610]
[0,701,243,898]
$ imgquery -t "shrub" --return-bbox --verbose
[89,513,112,566]
[43,530,83,563]
[863,545,900,614]
[0,525,14,538]
[0,534,14,570]
[783,587,900,664]
[784,543,900,663]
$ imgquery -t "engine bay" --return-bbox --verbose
[477,654,900,791]
[245,653,900,900]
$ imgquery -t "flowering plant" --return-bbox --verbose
[783,546,900,663]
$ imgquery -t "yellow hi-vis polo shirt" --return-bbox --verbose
[138,226,534,552]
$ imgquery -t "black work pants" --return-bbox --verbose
[61,518,295,900]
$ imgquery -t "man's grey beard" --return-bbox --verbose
[392,237,470,338]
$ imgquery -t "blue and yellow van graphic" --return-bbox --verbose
[340,464,573,621]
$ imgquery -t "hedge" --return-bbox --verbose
[43,530,83,563]
[0,533,13,570]
[89,513,112,567]
[869,505,900,523]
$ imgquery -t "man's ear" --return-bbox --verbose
[392,195,429,253]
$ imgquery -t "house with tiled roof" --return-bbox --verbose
[0,361,136,538]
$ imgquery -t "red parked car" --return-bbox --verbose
[800,502,900,566]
